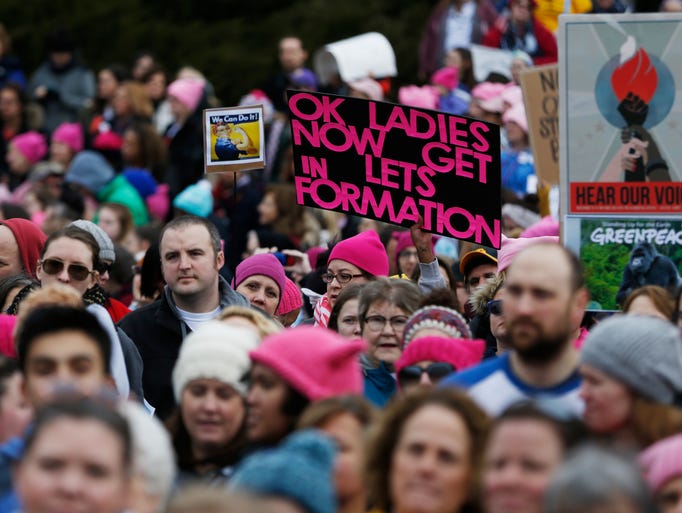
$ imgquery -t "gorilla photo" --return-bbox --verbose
[616,241,681,306]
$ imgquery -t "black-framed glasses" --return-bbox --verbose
[321,271,364,284]
[364,315,409,332]
[99,262,112,274]
[40,258,94,281]
[488,299,503,316]
[398,363,455,386]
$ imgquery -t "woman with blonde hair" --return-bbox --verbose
[217,305,282,340]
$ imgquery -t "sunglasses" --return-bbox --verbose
[397,362,455,386]
[40,258,95,281]
[488,299,503,316]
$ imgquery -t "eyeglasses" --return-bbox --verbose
[398,363,455,386]
[321,271,364,284]
[99,262,112,274]
[364,315,409,332]
[488,299,503,316]
[40,258,95,281]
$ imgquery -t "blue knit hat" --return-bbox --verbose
[122,168,158,198]
[230,430,337,513]
[65,150,114,195]
[173,179,213,218]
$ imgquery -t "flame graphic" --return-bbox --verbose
[611,36,658,103]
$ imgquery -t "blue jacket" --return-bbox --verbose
[361,355,396,407]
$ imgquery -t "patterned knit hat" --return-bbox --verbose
[403,306,472,347]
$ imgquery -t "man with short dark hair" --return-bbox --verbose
[442,243,589,415]
[0,305,115,512]
[119,215,249,419]
[16,305,113,408]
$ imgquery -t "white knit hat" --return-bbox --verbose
[172,322,260,401]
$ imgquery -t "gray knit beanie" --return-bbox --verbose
[580,315,682,405]
[69,219,116,263]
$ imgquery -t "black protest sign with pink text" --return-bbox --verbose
[287,90,501,249]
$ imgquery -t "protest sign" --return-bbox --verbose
[203,105,265,173]
[559,14,682,216]
[287,90,502,248]
[564,216,682,311]
[313,32,397,86]
[470,45,513,83]
[520,64,558,185]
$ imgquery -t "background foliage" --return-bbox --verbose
[1,0,435,105]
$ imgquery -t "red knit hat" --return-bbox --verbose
[249,327,365,401]
[276,277,303,316]
[328,230,388,277]
[0,219,46,279]
[395,336,485,376]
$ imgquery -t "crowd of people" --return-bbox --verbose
[0,3,680,513]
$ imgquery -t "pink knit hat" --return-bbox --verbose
[146,183,170,222]
[398,85,439,110]
[276,277,303,316]
[497,234,559,272]
[328,230,388,277]
[235,253,287,298]
[393,231,437,268]
[520,215,560,238]
[431,66,459,90]
[395,336,485,377]
[348,78,384,101]
[52,122,84,153]
[640,434,682,493]
[167,77,205,112]
[11,131,47,164]
[393,231,414,263]
[502,102,528,133]
[472,82,506,113]
[249,326,365,400]
[500,85,523,109]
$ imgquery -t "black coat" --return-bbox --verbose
[118,277,249,420]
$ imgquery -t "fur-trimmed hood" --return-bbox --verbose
[468,273,505,316]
